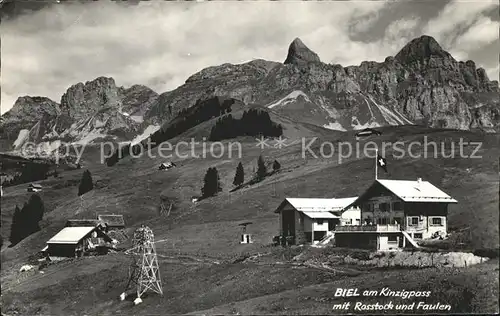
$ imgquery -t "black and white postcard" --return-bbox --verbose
[1,0,499,315]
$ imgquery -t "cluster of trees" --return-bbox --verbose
[201,156,282,199]
[106,97,236,166]
[209,109,283,141]
[3,163,50,187]
[9,194,45,247]
[78,169,94,196]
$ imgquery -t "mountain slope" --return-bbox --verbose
[1,126,498,315]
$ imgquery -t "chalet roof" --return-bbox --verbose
[274,197,359,213]
[29,183,42,188]
[98,214,125,227]
[302,211,339,219]
[376,179,457,203]
[65,219,102,227]
[47,227,95,244]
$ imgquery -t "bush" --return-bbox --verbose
[473,248,499,259]
[350,250,371,261]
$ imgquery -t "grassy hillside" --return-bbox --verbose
[1,124,498,314]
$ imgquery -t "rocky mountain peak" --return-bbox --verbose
[4,96,59,120]
[395,35,450,63]
[60,76,123,120]
[284,37,321,65]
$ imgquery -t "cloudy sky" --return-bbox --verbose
[1,0,498,114]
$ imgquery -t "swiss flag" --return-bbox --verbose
[377,155,388,173]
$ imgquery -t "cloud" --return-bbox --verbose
[422,0,498,45]
[1,1,386,114]
[451,16,500,59]
[348,11,382,34]
[486,65,499,82]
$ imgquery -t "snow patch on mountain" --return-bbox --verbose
[323,122,347,131]
[391,107,414,125]
[73,131,109,145]
[345,77,361,94]
[316,96,339,119]
[351,116,381,130]
[267,90,311,109]
[129,115,144,123]
[362,97,376,119]
[13,129,30,149]
[367,95,412,125]
[130,125,161,145]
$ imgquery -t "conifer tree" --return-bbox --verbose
[272,160,281,172]
[78,169,94,196]
[9,205,23,246]
[233,162,245,186]
[27,194,45,233]
[256,155,267,181]
[201,167,222,198]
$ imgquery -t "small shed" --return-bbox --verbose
[238,222,253,244]
[159,162,176,170]
[28,183,43,192]
[97,214,125,230]
[46,226,112,258]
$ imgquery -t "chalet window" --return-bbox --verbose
[364,204,374,212]
[392,202,403,211]
[344,219,353,225]
[431,217,443,226]
[388,235,398,243]
[413,233,423,239]
[408,217,419,226]
[379,203,390,212]
[317,220,324,225]
[377,217,388,225]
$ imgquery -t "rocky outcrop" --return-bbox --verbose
[284,38,321,66]
[1,77,160,153]
[60,77,123,120]
[120,84,159,119]
[0,96,60,142]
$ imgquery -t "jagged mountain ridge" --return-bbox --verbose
[0,77,162,154]
[146,35,499,132]
[1,35,499,154]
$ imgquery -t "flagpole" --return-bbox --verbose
[375,148,378,180]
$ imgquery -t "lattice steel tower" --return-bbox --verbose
[121,225,163,304]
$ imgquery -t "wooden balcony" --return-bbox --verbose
[335,224,400,233]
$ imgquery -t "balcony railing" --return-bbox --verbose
[335,224,400,233]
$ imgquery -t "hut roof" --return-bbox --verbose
[98,214,125,227]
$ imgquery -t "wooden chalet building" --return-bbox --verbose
[335,178,457,251]
[97,214,125,231]
[44,226,113,258]
[274,197,360,245]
